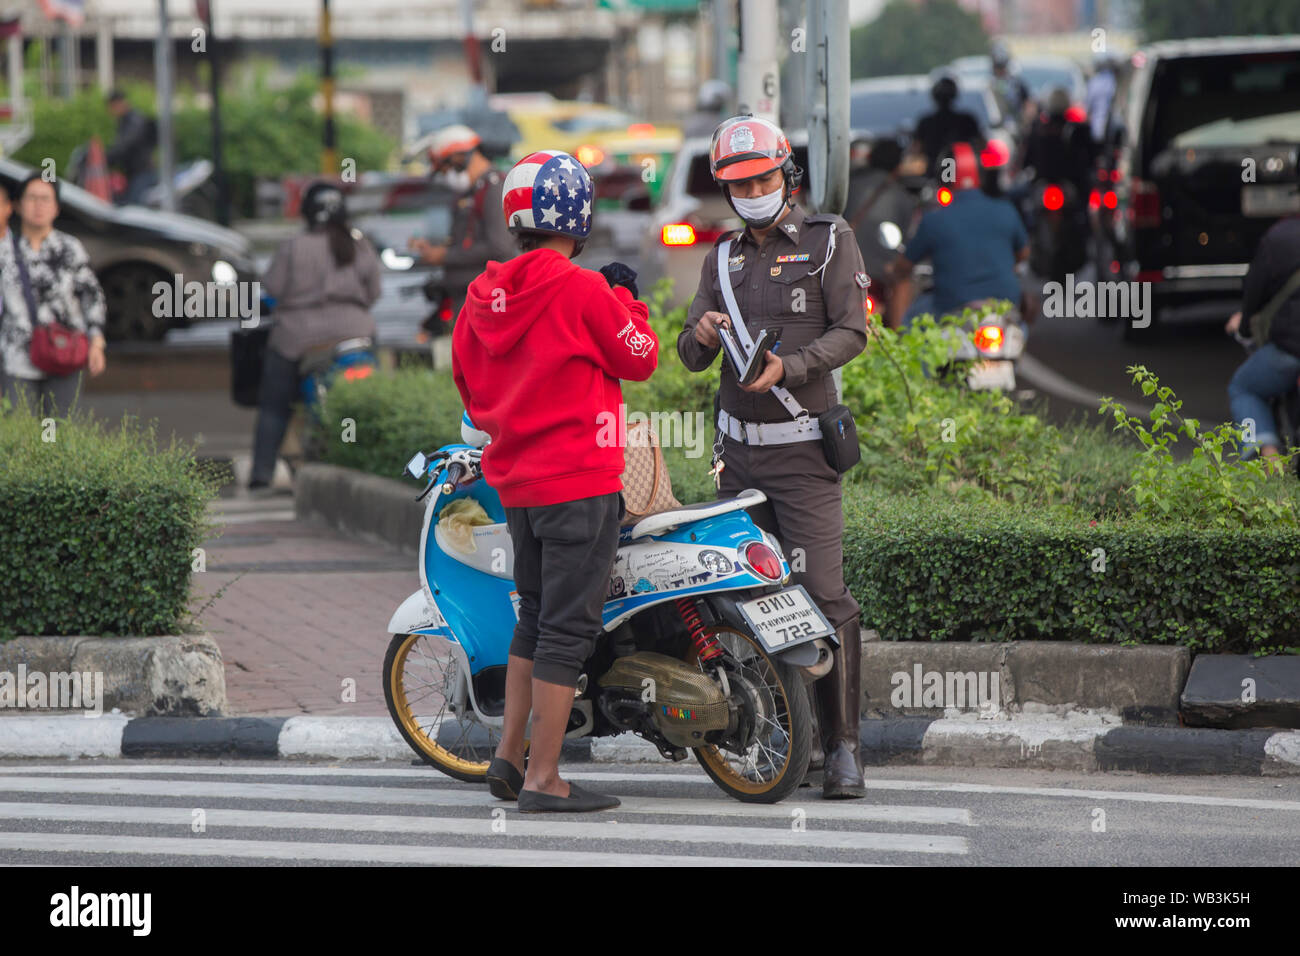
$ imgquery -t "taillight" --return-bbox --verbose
[438,298,454,323]
[575,144,605,168]
[661,223,697,246]
[1131,179,1161,228]
[973,325,1004,354]
[1102,190,1117,210]
[1064,104,1087,124]
[342,364,374,382]
[1042,185,1065,211]
[1109,168,1121,183]
[937,187,953,206]
[743,541,783,581]
[980,139,1010,168]
[627,123,655,137]
[1088,189,1101,211]
[865,295,875,314]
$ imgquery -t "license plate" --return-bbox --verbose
[967,360,1016,391]
[1242,184,1300,217]
[739,586,833,653]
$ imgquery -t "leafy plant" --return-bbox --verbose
[1100,366,1299,529]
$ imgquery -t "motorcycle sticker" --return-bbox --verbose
[632,577,655,594]
[607,576,626,599]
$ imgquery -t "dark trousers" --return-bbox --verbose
[717,435,860,629]
[250,347,298,485]
[504,492,623,688]
[3,372,84,417]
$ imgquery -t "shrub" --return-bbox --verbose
[842,484,1300,652]
[0,408,218,638]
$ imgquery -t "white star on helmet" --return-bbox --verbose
[539,204,560,226]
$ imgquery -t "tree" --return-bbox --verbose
[850,0,989,80]
[1140,0,1300,41]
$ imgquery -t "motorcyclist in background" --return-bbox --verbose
[1019,87,1095,203]
[989,41,1033,129]
[846,137,918,315]
[911,73,984,178]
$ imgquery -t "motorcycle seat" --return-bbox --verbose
[624,488,767,540]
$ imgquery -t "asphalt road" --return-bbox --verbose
[0,760,1296,867]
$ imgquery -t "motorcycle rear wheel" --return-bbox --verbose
[686,626,812,804]
[384,632,505,783]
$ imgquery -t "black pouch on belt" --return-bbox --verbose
[818,404,860,474]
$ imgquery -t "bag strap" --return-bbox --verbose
[716,239,809,423]
[1249,267,1300,343]
[12,231,40,328]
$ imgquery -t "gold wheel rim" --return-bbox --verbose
[390,633,498,775]
[688,626,796,795]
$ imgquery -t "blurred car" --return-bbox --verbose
[948,53,1088,106]
[0,157,256,342]
[1110,36,1300,338]
[850,74,1016,178]
[505,99,682,204]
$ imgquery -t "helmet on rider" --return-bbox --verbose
[991,40,1012,70]
[427,124,482,170]
[938,142,982,192]
[301,181,347,226]
[1045,86,1071,119]
[708,114,802,229]
[930,72,960,108]
[501,149,594,257]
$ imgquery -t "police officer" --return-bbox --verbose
[678,115,870,799]
[409,124,514,284]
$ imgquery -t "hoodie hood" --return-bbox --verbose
[462,248,580,356]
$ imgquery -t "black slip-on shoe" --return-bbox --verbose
[517,782,620,813]
[485,757,525,801]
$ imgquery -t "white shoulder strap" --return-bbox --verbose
[716,240,809,422]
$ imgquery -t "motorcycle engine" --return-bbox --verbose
[597,652,730,748]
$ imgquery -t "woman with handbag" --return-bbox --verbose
[247,182,380,491]
[0,175,107,415]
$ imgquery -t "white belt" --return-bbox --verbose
[718,410,822,446]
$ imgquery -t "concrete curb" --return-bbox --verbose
[3,715,1298,775]
[295,463,424,553]
[0,635,227,717]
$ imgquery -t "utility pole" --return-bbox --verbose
[805,0,849,214]
[736,0,779,122]
[320,0,336,176]
[155,0,176,211]
[200,0,230,224]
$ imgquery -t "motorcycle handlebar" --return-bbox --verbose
[442,462,467,494]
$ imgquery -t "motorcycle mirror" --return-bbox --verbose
[878,221,902,250]
[405,452,429,479]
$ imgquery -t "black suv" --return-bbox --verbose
[1110,37,1300,337]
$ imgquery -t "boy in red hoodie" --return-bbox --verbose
[452,151,658,813]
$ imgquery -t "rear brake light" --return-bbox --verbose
[980,139,1010,168]
[661,223,697,246]
[973,325,1004,353]
[743,541,784,581]
[1089,189,1101,210]
[1109,168,1121,183]
[575,144,605,168]
[1042,185,1065,211]
[937,187,953,206]
[1102,190,1117,210]
[342,365,374,382]
[627,123,655,137]
[1131,179,1161,228]
[1064,104,1087,124]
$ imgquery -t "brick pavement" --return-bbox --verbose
[195,496,418,717]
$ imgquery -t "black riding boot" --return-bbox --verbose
[816,619,866,799]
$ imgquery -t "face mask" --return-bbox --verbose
[437,169,471,193]
[731,186,785,225]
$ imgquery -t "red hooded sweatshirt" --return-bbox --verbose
[452,248,658,508]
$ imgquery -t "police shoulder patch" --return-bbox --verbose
[854,272,871,289]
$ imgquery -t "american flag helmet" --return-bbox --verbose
[501,150,594,240]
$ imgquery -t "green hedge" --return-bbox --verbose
[842,486,1300,652]
[0,410,218,638]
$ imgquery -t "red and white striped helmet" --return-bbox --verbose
[501,150,594,239]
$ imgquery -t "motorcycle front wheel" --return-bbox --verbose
[686,626,812,804]
[383,632,504,783]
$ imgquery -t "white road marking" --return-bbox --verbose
[0,833,847,866]
[0,802,967,854]
[859,779,1300,812]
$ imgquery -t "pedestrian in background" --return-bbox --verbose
[0,175,107,416]
[248,182,380,491]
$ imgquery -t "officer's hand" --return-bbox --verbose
[599,261,639,299]
[695,310,731,349]
[409,238,447,265]
[1225,310,1243,335]
[741,351,785,392]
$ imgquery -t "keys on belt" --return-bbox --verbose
[717,409,822,446]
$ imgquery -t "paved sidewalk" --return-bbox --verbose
[195,494,417,717]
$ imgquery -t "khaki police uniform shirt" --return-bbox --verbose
[443,168,514,273]
[678,203,870,424]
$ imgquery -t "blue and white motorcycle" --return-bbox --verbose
[383,422,836,803]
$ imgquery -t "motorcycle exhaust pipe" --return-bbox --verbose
[803,639,834,679]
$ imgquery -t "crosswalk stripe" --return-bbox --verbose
[0,802,967,854]
[0,833,848,867]
[0,775,968,825]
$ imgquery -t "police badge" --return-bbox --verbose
[729,125,756,154]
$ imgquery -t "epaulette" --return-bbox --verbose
[804,212,849,229]
[712,228,743,247]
